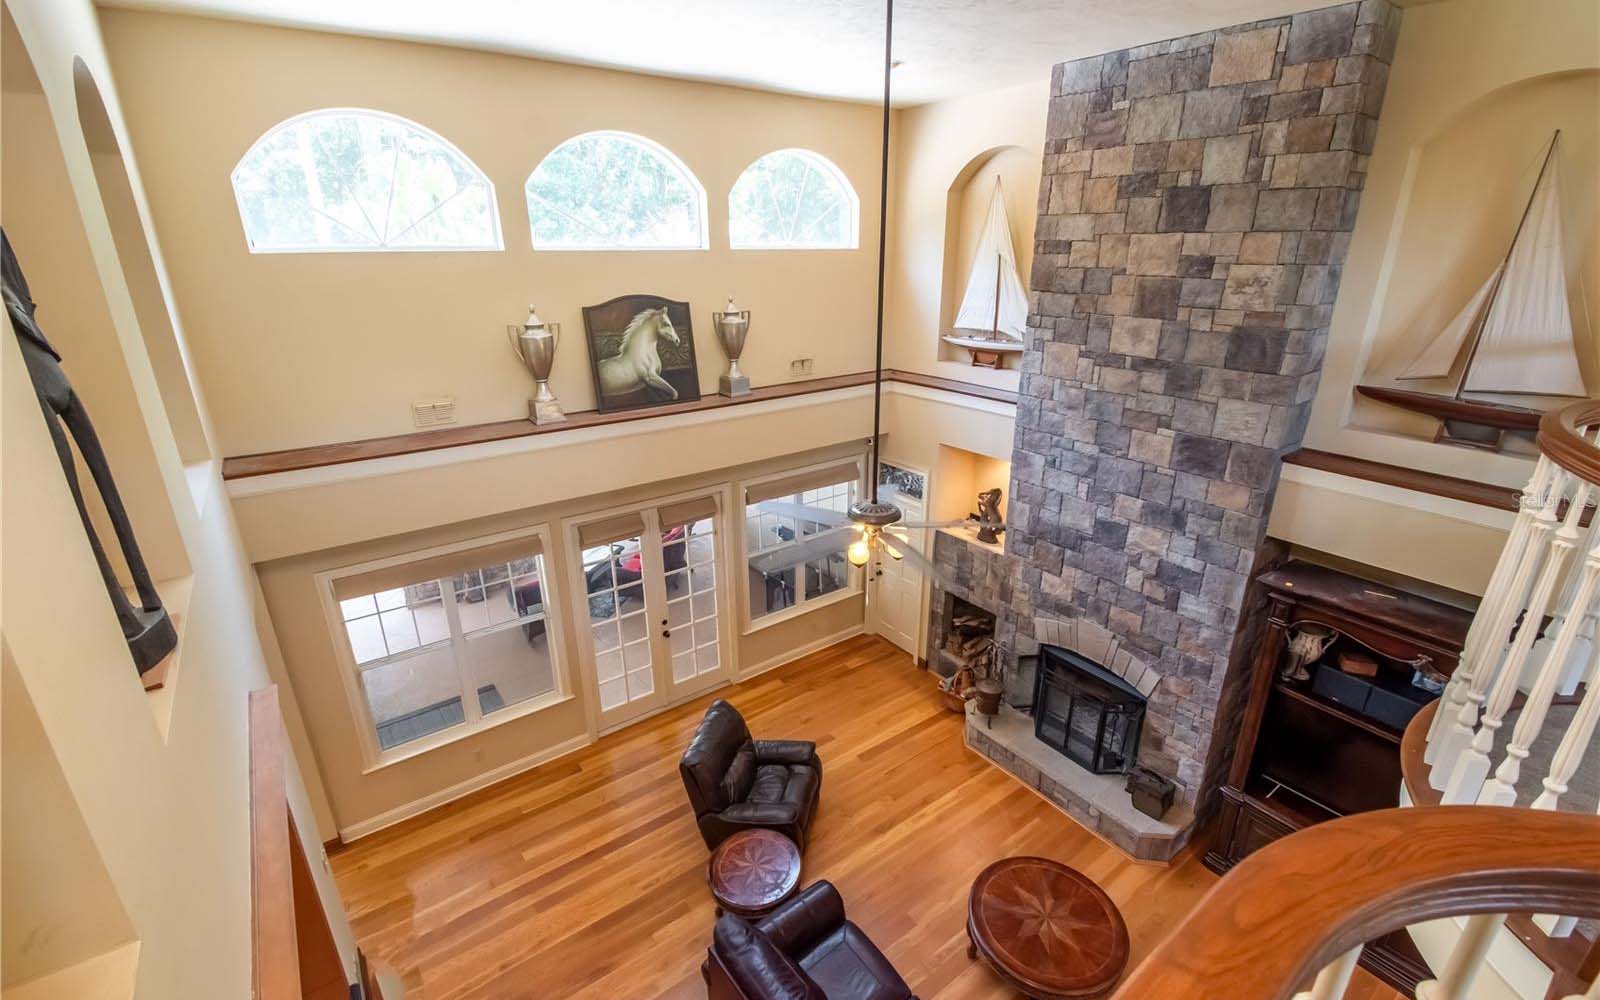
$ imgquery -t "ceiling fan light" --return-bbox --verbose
[847,537,872,567]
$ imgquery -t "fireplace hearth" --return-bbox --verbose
[1033,645,1145,775]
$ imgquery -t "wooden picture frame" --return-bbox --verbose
[581,294,701,414]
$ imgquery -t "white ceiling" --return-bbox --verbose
[98,0,1362,106]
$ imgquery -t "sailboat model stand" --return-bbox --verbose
[943,178,1028,369]
[1357,132,1589,452]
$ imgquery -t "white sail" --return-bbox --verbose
[1465,155,1586,396]
[952,179,1029,341]
[1397,265,1503,381]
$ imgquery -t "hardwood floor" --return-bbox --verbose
[332,634,1405,999]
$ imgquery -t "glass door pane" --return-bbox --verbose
[582,537,653,714]
[664,517,720,686]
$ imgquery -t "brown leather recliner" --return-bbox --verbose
[680,699,821,852]
[702,881,917,1000]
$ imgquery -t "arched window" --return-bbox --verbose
[231,109,501,253]
[729,149,859,250]
[525,131,707,250]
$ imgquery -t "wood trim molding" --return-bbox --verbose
[220,370,1019,481]
[1113,806,1600,1000]
[1539,399,1600,486]
[249,685,300,1000]
[1283,448,1521,512]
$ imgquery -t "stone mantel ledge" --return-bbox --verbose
[965,703,1196,863]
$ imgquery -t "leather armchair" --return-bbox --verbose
[702,881,916,1000]
[680,699,822,851]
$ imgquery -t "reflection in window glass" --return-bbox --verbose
[525,131,706,250]
[666,518,720,684]
[581,537,654,712]
[745,474,858,622]
[729,149,858,249]
[335,549,554,753]
[232,109,500,253]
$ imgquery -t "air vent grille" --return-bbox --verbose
[412,398,456,428]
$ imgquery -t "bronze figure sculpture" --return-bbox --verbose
[3,229,177,674]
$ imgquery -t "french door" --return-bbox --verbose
[572,492,729,733]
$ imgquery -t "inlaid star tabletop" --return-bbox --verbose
[709,830,801,911]
[968,857,1130,997]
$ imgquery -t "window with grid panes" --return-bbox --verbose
[333,547,556,754]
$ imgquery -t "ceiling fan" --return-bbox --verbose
[752,0,1007,590]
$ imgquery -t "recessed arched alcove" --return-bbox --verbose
[937,144,1039,366]
[73,57,211,465]
[4,4,192,732]
[1361,68,1598,423]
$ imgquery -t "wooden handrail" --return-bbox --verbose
[1112,807,1600,999]
[250,685,300,1000]
[1539,398,1600,487]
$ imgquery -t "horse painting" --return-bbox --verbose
[582,294,702,414]
[598,307,679,400]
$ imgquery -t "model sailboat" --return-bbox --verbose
[1359,133,1590,450]
[943,178,1028,368]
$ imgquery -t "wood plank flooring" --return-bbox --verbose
[331,634,1404,999]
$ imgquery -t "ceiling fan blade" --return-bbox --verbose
[748,500,852,528]
[895,519,1007,533]
[877,535,941,579]
[749,524,856,575]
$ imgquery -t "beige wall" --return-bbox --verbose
[98,9,887,458]
[0,2,354,996]
[1360,69,1598,407]
[1264,0,1600,596]
[1304,0,1598,476]
[885,78,1048,391]
[256,439,868,834]
[880,389,1017,519]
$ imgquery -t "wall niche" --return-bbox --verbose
[938,144,1040,367]
[1357,68,1599,443]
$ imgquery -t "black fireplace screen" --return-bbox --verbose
[1032,644,1145,774]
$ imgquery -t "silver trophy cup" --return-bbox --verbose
[712,296,751,397]
[508,306,565,425]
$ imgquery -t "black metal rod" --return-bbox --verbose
[869,0,893,504]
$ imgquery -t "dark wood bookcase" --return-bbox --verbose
[1204,562,1475,994]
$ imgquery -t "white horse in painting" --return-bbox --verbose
[597,307,681,401]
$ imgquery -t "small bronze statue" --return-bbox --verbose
[972,488,1005,544]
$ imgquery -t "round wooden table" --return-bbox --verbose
[707,829,801,919]
[966,856,1130,999]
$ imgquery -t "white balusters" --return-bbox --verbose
[1431,466,1569,790]
[1445,479,1593,803]
[1428,457,1556,763]
[1531,639,1600,813]
[1292,947,1362,1000]
[1529,505,1600,695]
[1478,522,1600,806]
[1415,913,1507,1000]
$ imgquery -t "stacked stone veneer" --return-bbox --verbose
[991,1,1401,812]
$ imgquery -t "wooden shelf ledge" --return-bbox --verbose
[220,369,1020,481]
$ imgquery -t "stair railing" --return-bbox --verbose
[1110,806,1600,1000]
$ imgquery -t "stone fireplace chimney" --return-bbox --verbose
[984,1,1399,839]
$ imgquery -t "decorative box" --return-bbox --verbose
[1125,766,1175,820]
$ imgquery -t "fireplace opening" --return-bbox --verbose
[1032,644,1145,775]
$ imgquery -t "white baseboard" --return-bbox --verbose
[738,625,864,682]
[338,732,591,842]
